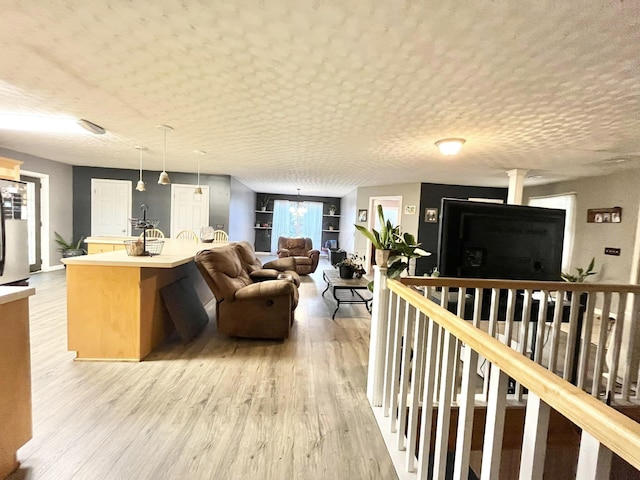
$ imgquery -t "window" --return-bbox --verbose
[271,200,323,252]
[528,193,576,272]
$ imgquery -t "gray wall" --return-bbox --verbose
[354,183,422,267]
[1,147,73,268]
[524,169,640,284]
[229,177,256,243]
[73,166,231,240]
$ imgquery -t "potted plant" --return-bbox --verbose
[355,204,430,289]
[561,257,597,283]
[54,232,86,258]
[335,253,366,279]
[561,257,596,304]
[329,205,337,215]
[259,195,271,211]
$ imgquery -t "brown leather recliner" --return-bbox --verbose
[276,237,320,275]
[195,242,299,339]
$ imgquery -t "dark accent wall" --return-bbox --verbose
[416,183,508,276]
[73,166,231,240]
[254,193,341,253]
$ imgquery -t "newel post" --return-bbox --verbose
[367,266,389,406]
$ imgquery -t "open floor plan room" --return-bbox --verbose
[10,260,397,480]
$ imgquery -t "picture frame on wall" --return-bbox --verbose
[587,207,622,223]
[425,208,438,223]
[358,209,367,222]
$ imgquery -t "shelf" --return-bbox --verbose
[323,214,341,217]
[255,210,273,214]
[322,229,340,232]
[254,227,272,230]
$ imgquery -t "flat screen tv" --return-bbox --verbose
[437,199,565,281]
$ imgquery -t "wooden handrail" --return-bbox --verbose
[400,276,640,294]
[387,278,640,470]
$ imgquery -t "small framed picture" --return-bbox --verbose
[404,205,417,215]
[358,209,367,222]
[425,208,438,223]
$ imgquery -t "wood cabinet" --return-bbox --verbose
[0,157,22,181]
[0,287,35,479]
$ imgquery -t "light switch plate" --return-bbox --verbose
[605,247,621,256]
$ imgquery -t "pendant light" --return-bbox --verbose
[290,188,307,216]
[135,146,146,191]
[193,150,205,195]
[157,124,173,185]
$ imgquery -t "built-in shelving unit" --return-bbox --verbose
[254,193,341,253]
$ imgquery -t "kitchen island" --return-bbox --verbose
[0,286,35,479]
[62,240,216,361]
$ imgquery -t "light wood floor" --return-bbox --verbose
[9,259,398,480]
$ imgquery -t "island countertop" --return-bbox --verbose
[0,286,36,306]
[63,239,217,268]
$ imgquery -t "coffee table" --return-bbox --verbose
[322,269,373,319]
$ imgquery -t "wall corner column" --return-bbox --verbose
[506,169,529,205]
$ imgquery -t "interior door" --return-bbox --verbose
[91,179,132,236]
[21,175,41,272]
[170,184,210,238]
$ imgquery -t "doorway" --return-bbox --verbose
[366,196,403,273]
[170,184,210,238]
[21,175,42,272]
[91,179,132,236]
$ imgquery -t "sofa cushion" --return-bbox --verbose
[195,246,252,301]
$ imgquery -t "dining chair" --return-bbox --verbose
[212,230,229,244]
[140,228,165,239]
[176,229,198,242]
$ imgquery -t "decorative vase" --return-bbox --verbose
[339,265,355,279]
[329,208,336,215]
[260,206,266,211]
[375,249,392,267]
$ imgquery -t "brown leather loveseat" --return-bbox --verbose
[195,241,300,339]
[276,237,320,275]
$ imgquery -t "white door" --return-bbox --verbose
[170,184,210,238]
[91,179,132,236]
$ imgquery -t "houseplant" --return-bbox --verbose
[561,257,597,283]
[561,257,596,304]
[259,195,271,211]
[355,204,430,288]
[54,232,86,258]
[329,205,337,215]
[335,253,366,279]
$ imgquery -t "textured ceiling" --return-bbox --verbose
[0,1,639,196]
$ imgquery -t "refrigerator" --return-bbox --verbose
[0,179,29,285]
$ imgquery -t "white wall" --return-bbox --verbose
[338,188,358,254]
[228,177,256,243]
[524,169,640,285]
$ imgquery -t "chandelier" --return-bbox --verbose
[290,188,307,216]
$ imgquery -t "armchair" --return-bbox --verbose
[195,242,299,339]
[277,237,320,275]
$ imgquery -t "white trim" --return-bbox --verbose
[21,169,51,270]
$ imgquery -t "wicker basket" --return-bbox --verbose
[124,239,164,256]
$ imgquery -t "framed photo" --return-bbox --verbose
[425,207,438,223]
[358,209,367,222]
[404,205,416,215]
[587,207,622,223]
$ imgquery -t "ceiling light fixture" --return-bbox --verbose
[77,119,106,134]
[435,138,466,156]
[194,150,205,195]
[157,124,173,185]
[0,113,106,135]
[290,188,307,216]
[135,146,146,192]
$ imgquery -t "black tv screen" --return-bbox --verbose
[438,199,565,281]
